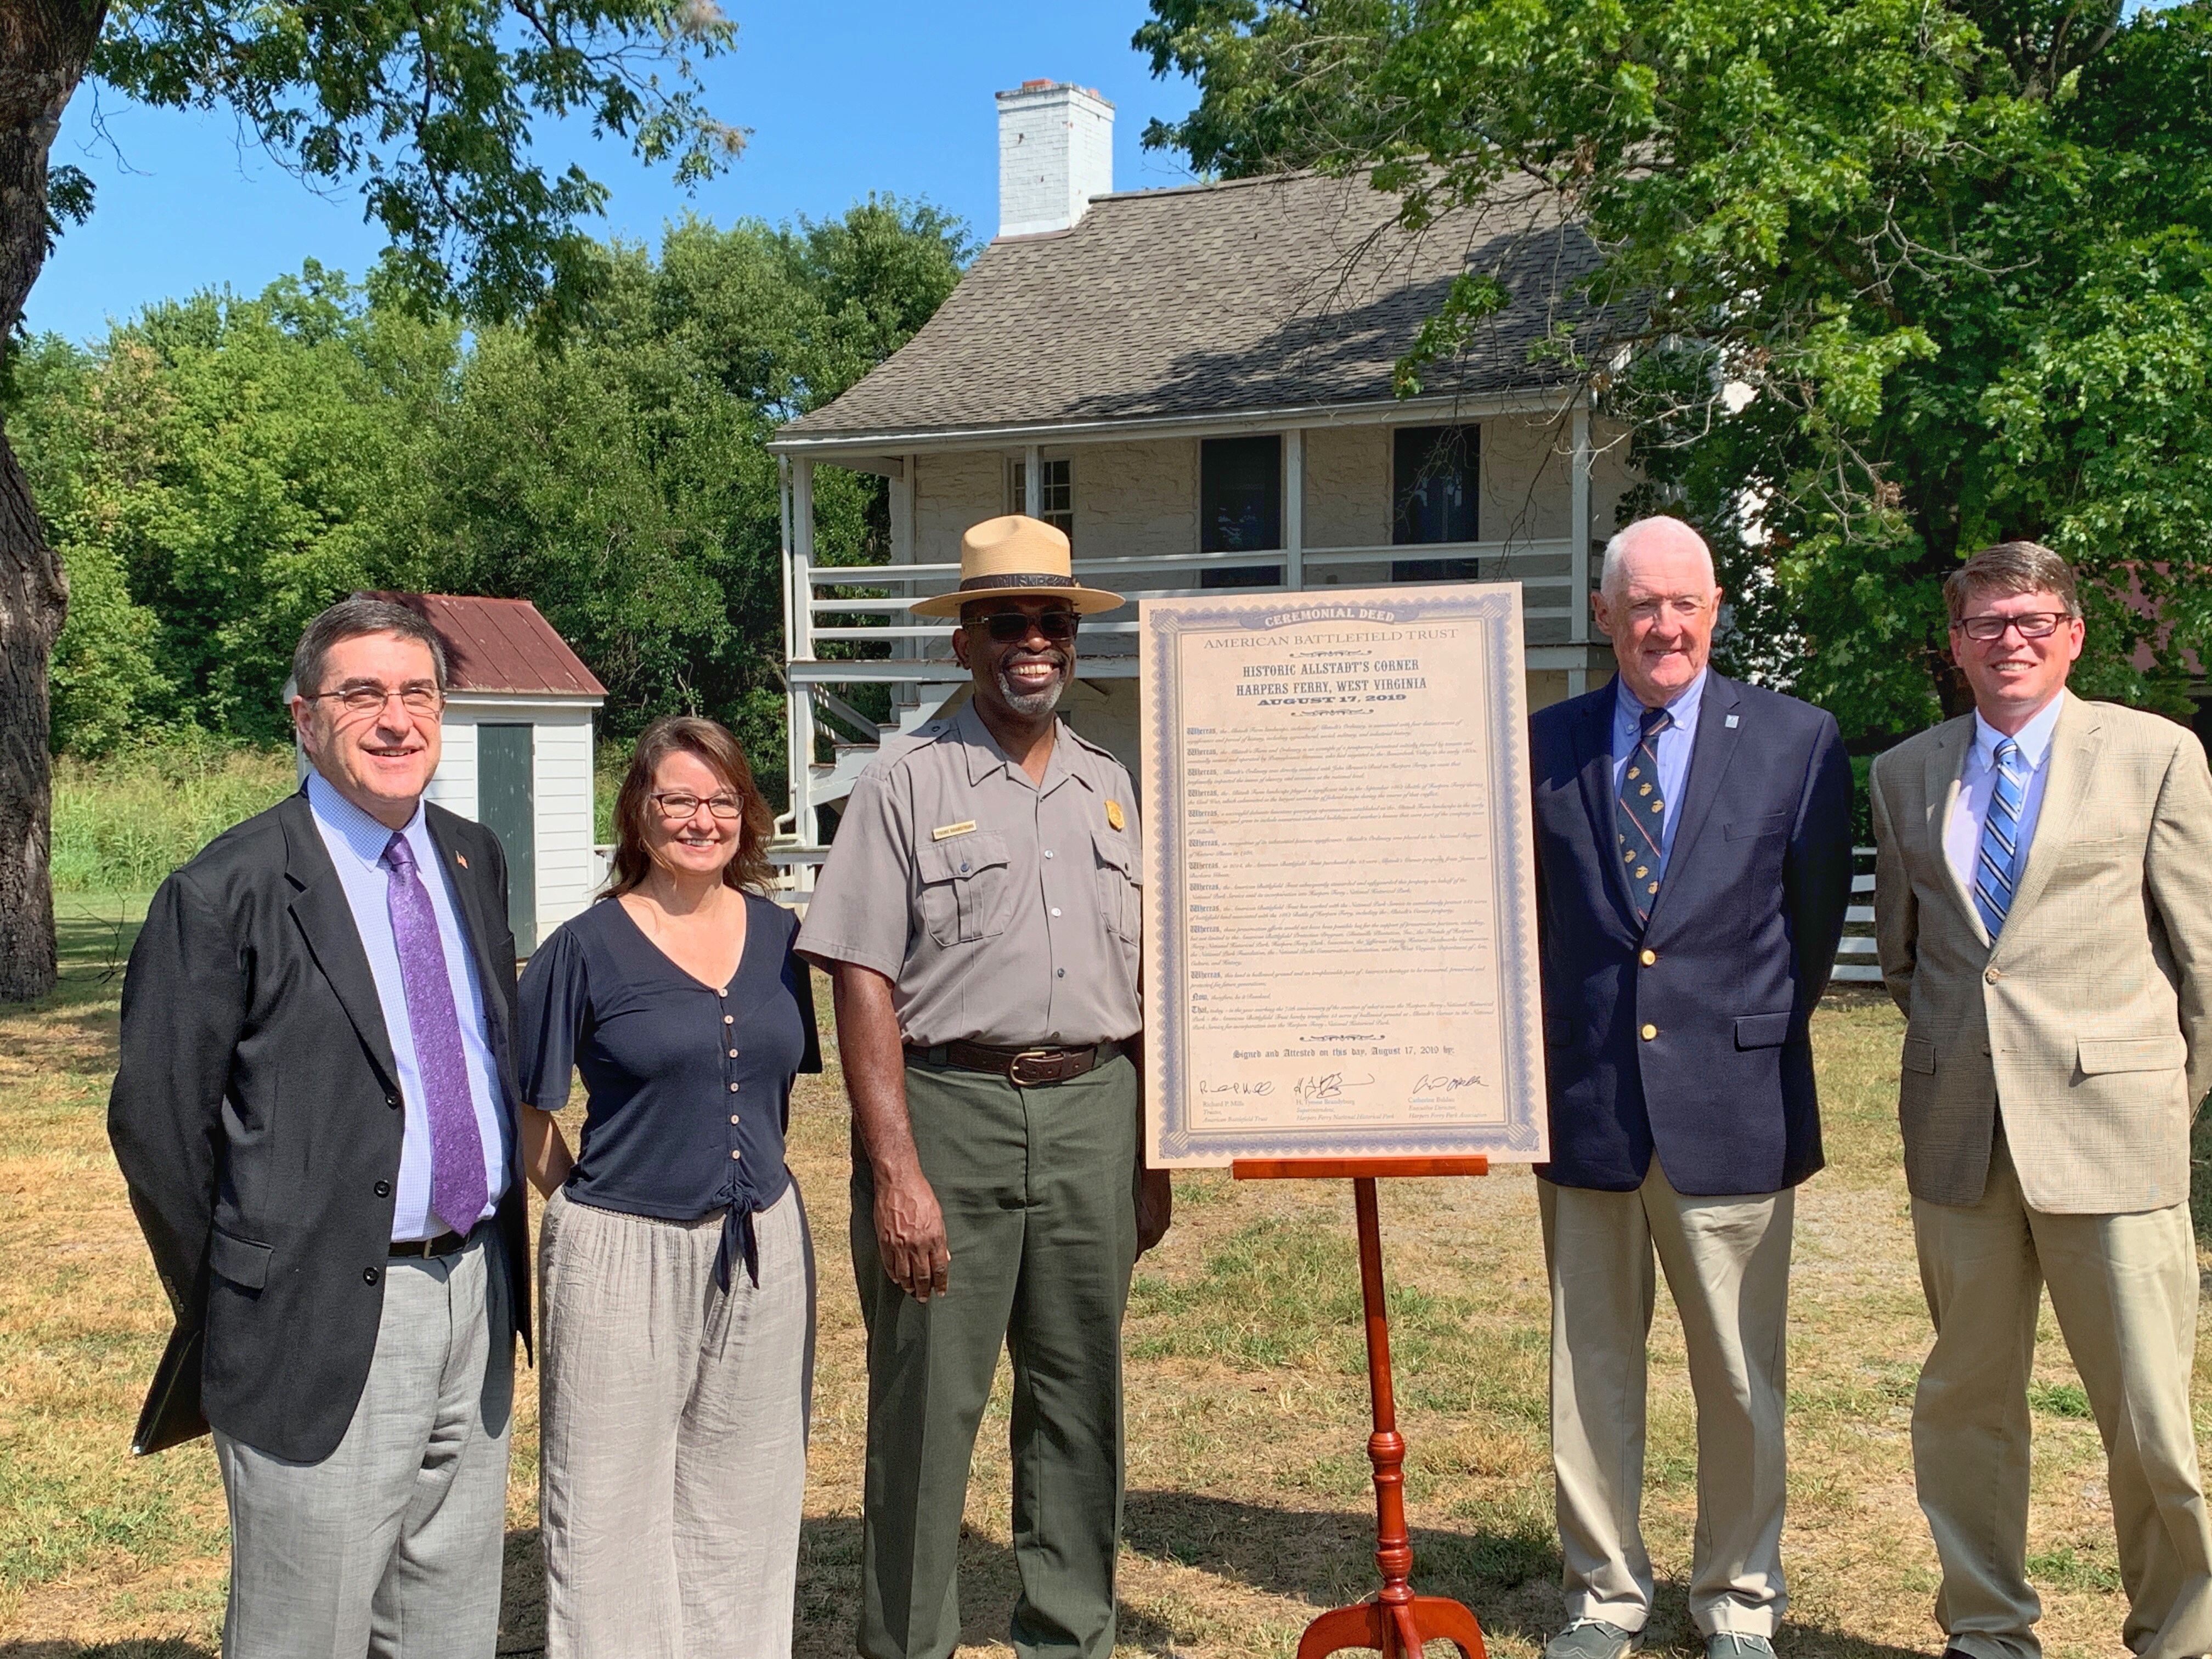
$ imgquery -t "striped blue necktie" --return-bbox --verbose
[1973,737,2027,939]
[1616,704,1672,924]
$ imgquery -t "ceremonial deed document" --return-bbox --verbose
[1140,585,1548,1169]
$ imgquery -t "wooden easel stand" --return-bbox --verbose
[1231,1156,1492,1659]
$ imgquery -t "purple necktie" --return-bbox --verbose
[381,832,488,1237]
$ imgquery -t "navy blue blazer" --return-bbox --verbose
[1530,672,1853,1195]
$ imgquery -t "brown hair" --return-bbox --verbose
[605,716,775,899]
[1945,541,2081,624]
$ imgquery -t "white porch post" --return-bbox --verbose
[1024,443,1043,518]
[1568,399,1593,697]
[779,456,798,827]
[890,454,918,673]
[793,458,819,845]
[1284,427,1305,590]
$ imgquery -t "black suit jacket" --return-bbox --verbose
[1530,672,1854,1195]
[109,788,532,1463]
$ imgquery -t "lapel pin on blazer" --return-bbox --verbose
[1725,714,1740,728]
[456,853,468,868]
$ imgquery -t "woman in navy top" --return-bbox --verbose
[518,716,820,1659]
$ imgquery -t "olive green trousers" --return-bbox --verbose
[851,1052,1140,1659]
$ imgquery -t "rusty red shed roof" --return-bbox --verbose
[366,593,606,699]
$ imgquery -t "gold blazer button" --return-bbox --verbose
[1640,1024,1658,1041]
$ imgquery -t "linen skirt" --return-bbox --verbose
[538,1180,816,1659]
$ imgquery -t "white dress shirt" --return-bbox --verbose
[1943,690,2068,906]
[308,771,510,1240]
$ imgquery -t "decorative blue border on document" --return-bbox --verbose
[1143,588,1547,1164]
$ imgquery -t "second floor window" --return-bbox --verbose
[1009,458,1074,543]
[1392,426,1478,546]
[1199,435,1283,587]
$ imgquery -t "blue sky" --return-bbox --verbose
[33,2,1203,345]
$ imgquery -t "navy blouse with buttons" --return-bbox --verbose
[517,893,821,1282]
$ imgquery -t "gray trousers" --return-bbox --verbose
[216,1226,515,1659]
[538,1181,816,1659]
[1540,1164,1795,1639]
[1913,1132,2212,1659]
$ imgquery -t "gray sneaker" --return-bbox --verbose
[1707,1636,1776,1659]
[1545,1621,1641,1659]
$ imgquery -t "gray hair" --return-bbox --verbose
[1944,541,2080,623]
[291,595,448,699]
[1599,518,1717,597]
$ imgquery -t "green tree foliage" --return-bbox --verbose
[15,200,970,789]
[1137,0,2212,735]
[84,0,744,327]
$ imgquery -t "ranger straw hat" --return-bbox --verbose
[910,514,1125,618]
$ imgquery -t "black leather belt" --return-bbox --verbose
[907,1039,1124,1088]
[389,1221,482,1259]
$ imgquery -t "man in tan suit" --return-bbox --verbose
[1871,540,2212,1659]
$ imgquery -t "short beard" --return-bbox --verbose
[995,658,1068,717]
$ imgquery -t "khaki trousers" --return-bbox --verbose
[1912,1131,2212,1659]
[1540,1164,1795,1638]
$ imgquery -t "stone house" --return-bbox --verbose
[766,79,1637,864]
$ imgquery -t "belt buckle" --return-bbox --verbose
[1008,1048,1062,1088]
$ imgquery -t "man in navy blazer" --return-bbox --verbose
[1528,517,1852,1659]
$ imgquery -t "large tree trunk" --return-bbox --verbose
[0,5,106,1000]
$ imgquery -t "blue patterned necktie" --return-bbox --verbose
[1616,704,1672,924]
[382,832,488,1236]
[1973,737,2028,939]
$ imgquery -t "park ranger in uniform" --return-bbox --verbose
[798,513,1172,1659]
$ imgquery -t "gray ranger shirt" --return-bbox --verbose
[796,702,1143,1048]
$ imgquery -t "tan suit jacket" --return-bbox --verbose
[1869,693,2212,1213]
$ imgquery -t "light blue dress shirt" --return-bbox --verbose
[1612,667,1708,878]
[1943,690,2067,909]
[307,771,510,1242]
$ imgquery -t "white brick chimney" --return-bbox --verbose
[996,80,1114,239]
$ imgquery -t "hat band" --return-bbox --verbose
[957,572,1077,593]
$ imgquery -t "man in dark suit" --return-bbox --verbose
[1528,517,1852,1659]
[109,596,529,1659]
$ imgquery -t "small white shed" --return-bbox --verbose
[377,592,606,953]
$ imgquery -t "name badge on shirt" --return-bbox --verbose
[931,821,977,842]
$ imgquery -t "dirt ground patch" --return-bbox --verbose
[2,899,2196,1657]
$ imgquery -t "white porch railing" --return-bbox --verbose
[788,538,1578,663]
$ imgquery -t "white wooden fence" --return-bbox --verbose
[1833,845,1881,985]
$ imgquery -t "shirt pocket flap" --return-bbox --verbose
[1093,827,1144,883]
[1734,1011,1793,1049]
[917,832,1009,885]
[209,1228,273,1290]
[1724,812,1791,842]
[2078,1035,2187,1075]
[1901,1036,1937,1074]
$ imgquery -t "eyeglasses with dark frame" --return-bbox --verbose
[651,791,744,821]
[304,681,445,719]
[970,610,1080,644]
[1954,612,2070,642]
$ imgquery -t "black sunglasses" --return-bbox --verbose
[975,610,1079,644]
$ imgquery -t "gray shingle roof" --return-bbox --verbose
[778,168,1604,444]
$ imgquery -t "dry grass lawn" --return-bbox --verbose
[2,898,2202,1657]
